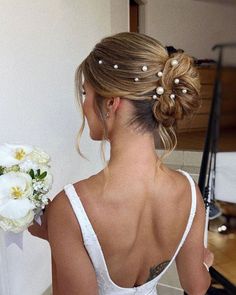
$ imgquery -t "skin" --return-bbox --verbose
[28,81,214,294]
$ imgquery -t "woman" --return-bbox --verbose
[29,32,214,295]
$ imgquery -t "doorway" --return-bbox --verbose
[130,0,139,32]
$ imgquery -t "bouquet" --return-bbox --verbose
[0,143,53,233]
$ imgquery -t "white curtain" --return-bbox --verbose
[215,152,236,204]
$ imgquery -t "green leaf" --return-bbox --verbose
[0,166,4,176]
[38,171,47,179]
[29,169,35,179]
[37,169,40,176]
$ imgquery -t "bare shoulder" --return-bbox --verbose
[165,167,202,200]
[48,188,74,219]
[49,173,97,208]
[47,173,101,229]
[47,178,88,236]
[169,167,206,213]
[159,166,194,198]
[156,166,203,231]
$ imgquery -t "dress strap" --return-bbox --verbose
[63,184,97,242]
[63,184,108,274]
[175,169,197,249]
[154,169,197,280]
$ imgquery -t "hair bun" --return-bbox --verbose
[152,52,201,127]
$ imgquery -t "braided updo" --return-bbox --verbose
[75,32,201,160]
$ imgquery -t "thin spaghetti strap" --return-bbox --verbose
[154,169,197,280]
[176,169,197,249]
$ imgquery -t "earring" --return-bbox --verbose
[105,112,110,118]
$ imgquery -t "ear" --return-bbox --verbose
[105,97,121,114]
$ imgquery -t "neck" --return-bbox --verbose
[107,128,160,178]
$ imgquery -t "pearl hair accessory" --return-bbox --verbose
[156,86,164,95]
[96,58,187,101]
[174,78,180,84]
[142,65,148,72]
[171,59,178,66]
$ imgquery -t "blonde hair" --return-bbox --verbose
[75,32,201,179]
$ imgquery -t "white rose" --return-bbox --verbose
[0,143,33,167]
[0,172,34,220]
[28,148,50,165]
[0,210,34,233]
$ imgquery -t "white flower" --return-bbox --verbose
[28,148,50,165]
[0,143,52,233]
[0,172,34,219]
[41,195,49,204]
[44,171,53,190]
[0,210,34,233]
[0,143,33,167]
[19,159,39,172]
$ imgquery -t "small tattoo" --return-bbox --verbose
[145,260,171,282]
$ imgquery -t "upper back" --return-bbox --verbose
[70,166,197,288]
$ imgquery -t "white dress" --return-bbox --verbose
[63,170,197,295]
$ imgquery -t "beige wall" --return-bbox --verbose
[142,0,236,65]
[0,1,112,294]
[111,0,129,34]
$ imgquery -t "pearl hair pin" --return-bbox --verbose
[96,58,186,101]
[174,78,180,84]
[142,65,148,72]
[171,59,178,66]
[156,86,164,95]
